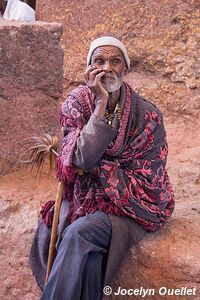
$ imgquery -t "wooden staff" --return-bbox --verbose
[23,134,63,283]
[45,180,64,283]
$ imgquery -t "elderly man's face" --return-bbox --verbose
[91,45,127,93]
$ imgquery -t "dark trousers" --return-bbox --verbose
[41,211,112,300]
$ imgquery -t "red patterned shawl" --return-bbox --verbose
[54,82,174,232]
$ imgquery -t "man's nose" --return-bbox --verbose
[104,61,112,72]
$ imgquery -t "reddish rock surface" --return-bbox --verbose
[0,21,63,176]
[36,0,200,116]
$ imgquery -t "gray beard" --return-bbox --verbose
[101,75,123,93]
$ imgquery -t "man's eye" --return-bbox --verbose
[112,59,121,65]
[95,59,104,65]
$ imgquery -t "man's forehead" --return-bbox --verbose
[92,45,124,58]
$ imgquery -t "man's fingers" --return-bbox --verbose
[84,67,107,98]
[94,71,105,85]
[84,65,105,83]
[74,166,84,175]
[84,65,96,81]
[88,68,104,81]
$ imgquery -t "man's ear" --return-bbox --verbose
[123,67,129,76]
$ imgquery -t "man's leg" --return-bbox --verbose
[41,211,112,300]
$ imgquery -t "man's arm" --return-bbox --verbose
[61,95,117,171]
[73,113,117,170]
[71,64,117,171]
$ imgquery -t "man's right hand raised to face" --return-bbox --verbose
[84,64,109,103]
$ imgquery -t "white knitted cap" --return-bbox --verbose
[87,36,130,69]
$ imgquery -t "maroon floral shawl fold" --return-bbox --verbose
[54,82,175,232]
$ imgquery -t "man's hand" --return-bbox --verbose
[74,166,84,176]
[74,165,99,177]
[84,65,108,102]
[84,65,109,120]
[87,166,99,177]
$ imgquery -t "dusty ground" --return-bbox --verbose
[0,115,199,299]
[0,167,56,300]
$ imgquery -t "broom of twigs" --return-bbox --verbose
[23,134,59,175]
[23,133,64,283]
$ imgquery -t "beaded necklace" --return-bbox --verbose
[105,103,122,125]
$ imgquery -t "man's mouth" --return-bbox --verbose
[101,75,116,81]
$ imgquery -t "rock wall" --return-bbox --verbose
[0,21,63,175]
[36,0,200,117]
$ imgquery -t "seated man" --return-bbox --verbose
[30,36,175,300]
[0,0,35,21]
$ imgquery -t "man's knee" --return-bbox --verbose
[61,212,111,247]
[62,216,93,242]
